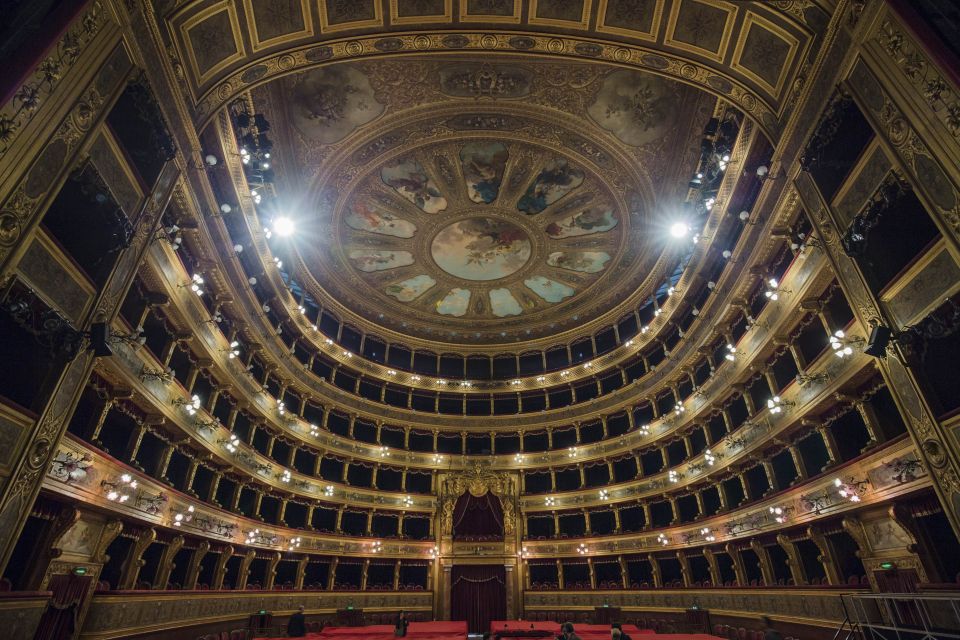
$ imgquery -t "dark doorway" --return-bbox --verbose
[450,564,506,633]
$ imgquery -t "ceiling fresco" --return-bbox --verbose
[251,54,716,344]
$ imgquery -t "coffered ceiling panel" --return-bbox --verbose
[162,0,829,137]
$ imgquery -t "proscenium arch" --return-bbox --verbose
[192,30,784,142]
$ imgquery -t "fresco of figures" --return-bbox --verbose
[524,276,575,302]
[517,158,585,214]
[545,206,618,238]
[460,141,509,204]
[489,288,523,317]
[436,288,471,316]
[381,158,448,213]
[348,249,414,272]
[346,202,417,238]
[385,275,436,301]
[431,218,532,281]
[547,251,612,273]
[289,65,384,144]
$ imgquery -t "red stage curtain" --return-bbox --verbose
[452,492,503,540]
[33,573,92,640]
[450,564,506,633]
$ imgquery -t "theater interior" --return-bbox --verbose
[1,1,960,639]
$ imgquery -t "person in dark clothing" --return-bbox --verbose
[761,616,783,640]
[395,611,409,637]
[560,622,582,640]
[287,606,306,638]
[612,622,632,640]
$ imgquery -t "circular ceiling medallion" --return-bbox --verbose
[431,217,532,281]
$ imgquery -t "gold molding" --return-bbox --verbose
[242,0,314,52]
[528,0,591,30]
[390,0,453,26]
[595,0,665,42]
[318,0,384,33]
[177,1,247,87]
[730,11,801,98]
[458,0,522,24]
[664,0,738,64]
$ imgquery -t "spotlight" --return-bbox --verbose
[273,216,295,237]
[204,154,218,166]
[220,203,232,214]
[670,221,690,238]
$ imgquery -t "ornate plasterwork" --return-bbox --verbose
[258,56,712,344]
[440,466,518,535]
[0,1,109,158]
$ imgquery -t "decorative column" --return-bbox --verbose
[806,526,842,586]
[761,459,778,494]
[717,482,730,512]
[788,445,808,482]
[209,472,224,506]
[264,551,281,590]
[676,550,692,587]
[236,549,256,590]
[724,543,747,586]
[156,442,175,484]
[619,556,630,589]
[118,528,157,589]
[183,458,201,497]
[647,554,662,588]
[555,559,564,589]
[738,473,752,504]
[211,546,233,590]
[183,541,210,590]
[776,533,807,586]
[327,557,338,590]
[295,557,308,590]
[393,560,401,590]
[816,424,840,469]
[154,535,184,589]
[853,400,882,448]
[587,558,596,589]
[749,539,775,586]
[703,548,721,586]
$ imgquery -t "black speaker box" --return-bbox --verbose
[864,325,892,358]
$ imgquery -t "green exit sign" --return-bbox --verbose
[880,562,896,570]
[72,567,87,576]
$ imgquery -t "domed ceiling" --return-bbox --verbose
[251,56,717,346]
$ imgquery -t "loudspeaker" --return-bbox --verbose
[864,325,892,358]
[89,322,114,358]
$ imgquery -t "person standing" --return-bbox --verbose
[287,606,306,638]
[761,616,783,640]
[395,610,409,637]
